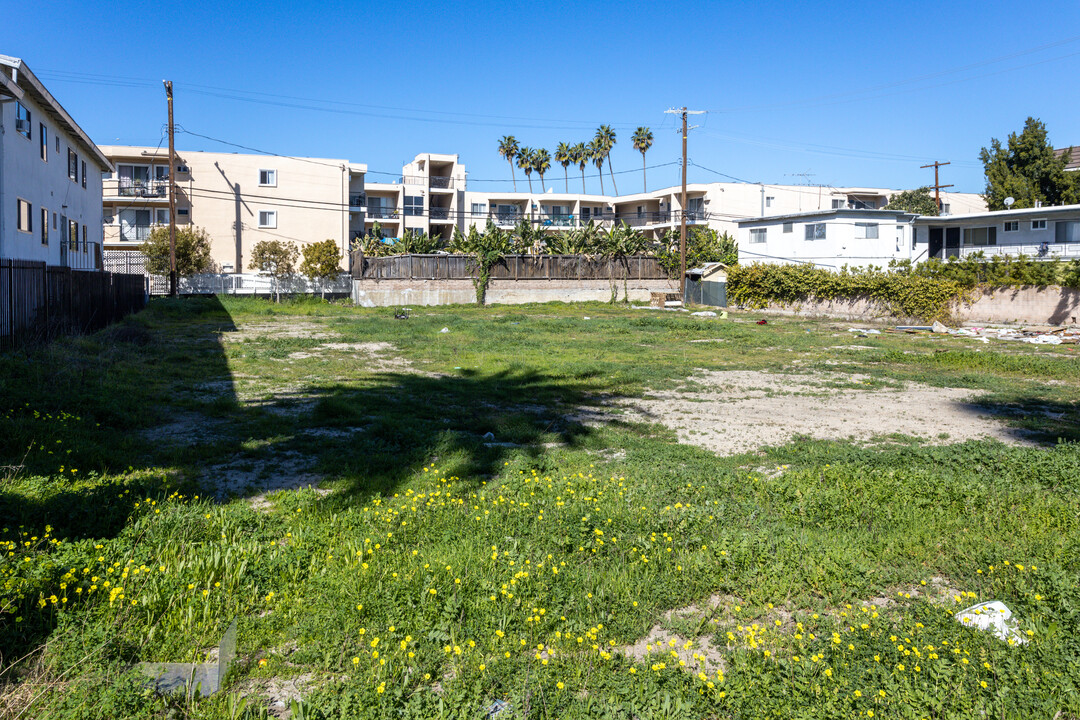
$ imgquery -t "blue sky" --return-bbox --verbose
[5,0,1080,194]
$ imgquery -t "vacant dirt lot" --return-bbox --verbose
[612,369,1029,455]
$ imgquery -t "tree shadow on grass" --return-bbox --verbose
[963,396,1080,445]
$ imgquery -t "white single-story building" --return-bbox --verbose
[736,209,918,269]
[0,54,112,269]
[913,204,1080,261]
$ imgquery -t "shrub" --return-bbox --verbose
[140,226,214,276]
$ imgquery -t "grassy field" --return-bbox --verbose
[1,296,1078,720]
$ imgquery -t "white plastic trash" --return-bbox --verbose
[691,311,717,317]
[955,601,1027,644]
[440,327,449,333]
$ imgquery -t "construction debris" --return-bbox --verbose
[893,322,1079,345]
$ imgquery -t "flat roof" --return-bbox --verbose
[737,208,916,225]
[915,203,1080,224]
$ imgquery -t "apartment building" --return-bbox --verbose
[915,204,1080,261]
[358,153,466,243]
[100,145,366,272]
[458,182,983,240]
[0,55,111,269]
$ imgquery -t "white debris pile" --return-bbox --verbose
[955,601,1028,644]
[899,323,1080,345]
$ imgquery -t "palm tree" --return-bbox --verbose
[498,135,519,192]
[596,125,618,195]
[517,146,535,193]
[631,126,653,193]
[554,142,572,193]
[532,148,551,193]
[573,142,588,193]
[588,138,605,195]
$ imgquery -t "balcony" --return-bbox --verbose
[429,176,454,190]
[429,207,452,221]
[116,180,168,198]
[491,211,524,226]
[366,208,400,220]
[350,194,366,208]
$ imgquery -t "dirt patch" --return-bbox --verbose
[220,321,339,343]
[142,412,227,446]
[200,451,326,507]
[286,341,425,374]
[606,369,1033,455]
[237,672,315,719]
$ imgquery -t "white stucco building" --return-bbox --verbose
[736,209,919,269]
[0,55,111,269]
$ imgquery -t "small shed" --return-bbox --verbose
[684,263,728,307]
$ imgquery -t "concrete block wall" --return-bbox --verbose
[353,278,677,307]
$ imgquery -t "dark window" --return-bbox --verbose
[81,161,87,189]
[17,199,32,232]
[1056,221,1080,244]
[40,124,48,161]
[69,220,79,251]
[782,222,793,233]
[805,223,826,240]
[404,196,423,216]
[41,208,49,245]
[82,225,88,252]
[68,149,78,182]
[15,102,31,138]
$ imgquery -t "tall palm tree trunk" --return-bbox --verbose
[598,170,604,195]
[564,168,569,193]
[540,174,546,192]
[509,160,517,192]
[527,175,533,194]
[642,153,647,193]
[580,169,586,194]
[607,158,618,195]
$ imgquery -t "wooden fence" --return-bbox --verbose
[351,254,668,281]
[1,260,147,351]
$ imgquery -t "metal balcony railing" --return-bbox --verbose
[429,176,454,189]
[349,194,366,207]
[429,207,452,220]
[367,208,400,219]
[117,180,167,198]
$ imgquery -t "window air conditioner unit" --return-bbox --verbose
[15,119,29,133]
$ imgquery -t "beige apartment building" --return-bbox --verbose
[359,153,467,244]
[100,145,365,272]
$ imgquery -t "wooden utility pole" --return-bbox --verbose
[920,161,953,212]
[665,107,705,296]
[164,81,178,296]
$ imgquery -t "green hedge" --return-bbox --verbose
[727,255,1080,323]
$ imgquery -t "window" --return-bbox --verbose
[17,199,32,233]
[686,197,704,218]
[15,102,31,138]
[82,225,88,252]
[855,222,879,239]
[404,196,423,216]
[119,210,152,242]
[805,223,826,240]
[831,199,845,209]
[69,220,79,251]
[1056,221,1080,244]
[258,210,277,228]
[782,222,793,233]
[40,124,48,161]
[155,208,170,225]
[53,212,57,230]
[55,136,60,154]
[940,203,951,215]
[259,169,277,187]
[155,165,169,181]
[81,161,87,189]
[1032,219,1047,230]
[41,208,48,245]
[765,196,774,208]
[1003,221,1019,232]
[177,208,189,217]
[962,227,997,247]
[68,149,78,182]
[470,203,486,217]
[749,228,767,244]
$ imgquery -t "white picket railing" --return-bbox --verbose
[177,272,353,296]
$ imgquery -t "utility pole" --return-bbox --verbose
[164,80,178,296]
[665,107,705,296]
[920,161,953,212]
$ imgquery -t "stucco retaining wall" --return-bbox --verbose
[747,285,1080,326]
[352,278,678,307]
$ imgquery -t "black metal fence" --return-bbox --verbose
[1,260,147,351]
[351,253,668,281]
